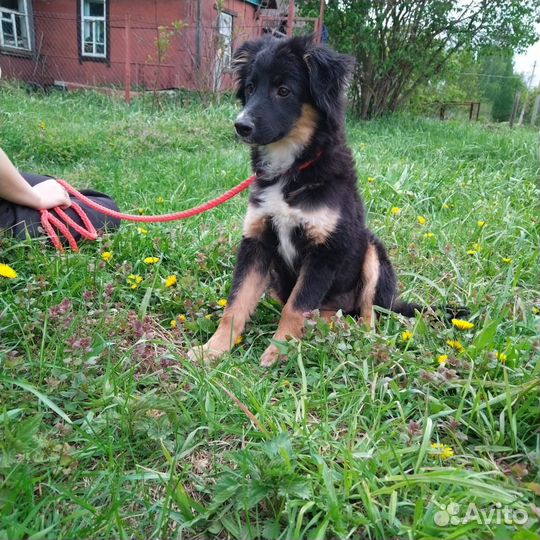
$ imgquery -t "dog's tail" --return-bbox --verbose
[391,299,470,320]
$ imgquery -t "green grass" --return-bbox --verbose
[0,84,539,540]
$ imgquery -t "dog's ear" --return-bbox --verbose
[232,39,266,103]
[303,45,355,126]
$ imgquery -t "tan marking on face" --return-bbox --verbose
[358,243,380,328]
[261,104,319,176]
[203,270,268,357]
[304,207,340,244]
[243,206,268,239]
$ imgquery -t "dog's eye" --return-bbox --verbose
[245,83,254,96]
[277,86,290,97]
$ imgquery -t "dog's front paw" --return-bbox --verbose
[187,343,224,364]
[260,343,286,367]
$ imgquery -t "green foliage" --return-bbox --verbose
[0,86,539,539]
[298,0,539,119]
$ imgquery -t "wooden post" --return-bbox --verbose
[475,102,480,121]
[531,94,540,126]
[287,0,295,37]
[315,0,325,43]
[509,93,520,128]
[124,15,131,104]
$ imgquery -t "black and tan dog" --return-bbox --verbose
[189,36,429,367]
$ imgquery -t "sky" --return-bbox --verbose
[514,22,540,88]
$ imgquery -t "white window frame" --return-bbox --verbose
[80,0,107,59]
[0,0,32,52]
[213,11,233,91]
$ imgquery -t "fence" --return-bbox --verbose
[0,3,320,103]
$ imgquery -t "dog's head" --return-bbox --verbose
[231,36,355,147]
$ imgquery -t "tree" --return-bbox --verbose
[298,0,539,119]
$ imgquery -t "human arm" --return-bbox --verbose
[0,148,71,209]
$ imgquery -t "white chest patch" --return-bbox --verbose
[243,182,339,269]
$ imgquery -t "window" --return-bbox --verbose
[81,0,107,58]
[213,11,233,90]
[217,11,233,69]
[0,0,31,51]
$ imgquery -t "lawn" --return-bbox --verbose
[0,84,538,540]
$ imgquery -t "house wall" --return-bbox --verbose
[0,0,261,91]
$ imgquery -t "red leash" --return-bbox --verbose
[40,154,320,252]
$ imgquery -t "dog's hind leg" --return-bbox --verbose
[357,242,381,329]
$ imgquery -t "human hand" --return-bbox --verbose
[31,179,72,210]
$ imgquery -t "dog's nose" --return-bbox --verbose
[234,119,254,138]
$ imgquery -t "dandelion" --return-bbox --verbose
[447,339,465,353]
[424,232,435,239]
[170,319,177,329]
[204,314,212,320]
[430,442,455,460]
[451,319,474,331]
[437,354,448,365]
[467,250,477,256]
[138,208,146,215]
[144,257,160,265]
[101,251,113,262]
[165,275,177,287]
[156,196,165,204]
[477,220,486,228]
[137,227,148,235]
[442,203,450,209]
[533,307,540,315]
[127,274,143,289]
[367,176,375,183]
[178,314,186,322]
[0,263,17,279]
[402,330,413,342]
[39,121,46,130]
[391,207,401,215]
[502,257,512,264]
[217,298,228,307]
[235,335,243,345]
[496,351,507,362]
[472,243,481,251]
[417,215,427,225]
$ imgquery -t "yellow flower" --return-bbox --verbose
[472,243,481,251]
[178,314,186,322]
[391,207,401,215]
[417,216,427,225]
[137,227,148,235]
[467,250,477,256]
[235,335,243,345]
[451,319,474,331]
[533,307,540,315]
[204,314,212,319]
[144,257,160,265]
[430,443,455,460]
[156,196,165,204]
[165,275,177,288]
[502,257,512,264]
[424,232,435,239]
[367,176,375,183]
[447,339,465,353]
[437,354,448,365]
[170,319,177,329]
[442,203,450,209]
[0,263,18,279]
[496,351,507,362]
[138,208,146,215]
[477,220,486,228]
[39,121,46,130]
[217,298,228,307]
[127,274,143,289]
[101,251,113,262]
[401,330,413,342]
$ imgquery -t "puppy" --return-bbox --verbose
[189,36,429,367]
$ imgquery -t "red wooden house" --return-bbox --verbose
[0,0,299,93]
